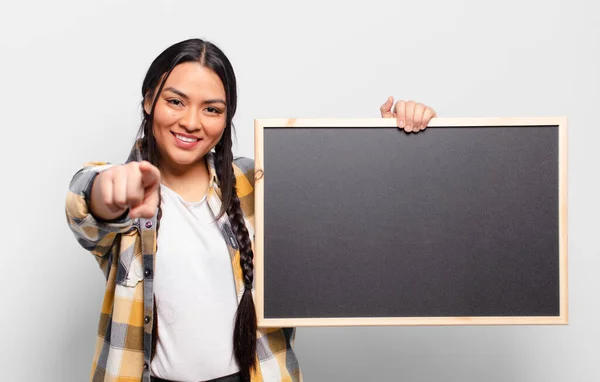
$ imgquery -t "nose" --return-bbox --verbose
[179,108,202,132]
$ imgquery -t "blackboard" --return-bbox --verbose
[254,118,567,327]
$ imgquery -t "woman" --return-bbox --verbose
[65,38,437,382]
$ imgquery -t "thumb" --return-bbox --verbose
[380,96,394,118]
[129,187,160,219]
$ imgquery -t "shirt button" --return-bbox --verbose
[144,269,152,277]
[144,316,151,324]
[145,221,153,229]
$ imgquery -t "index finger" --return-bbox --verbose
[138,161,161,188]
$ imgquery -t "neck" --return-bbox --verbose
[160,156,211,203]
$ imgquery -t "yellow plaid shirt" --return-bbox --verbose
[65,141,302,382]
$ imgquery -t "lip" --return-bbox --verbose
[172,132,202,150]
[172,131,200,139]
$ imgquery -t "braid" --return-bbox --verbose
[140,126,163,359]
[152,190,162,359]
[140,123,164,234]
[227,185,254,289]
[215,141,257,382]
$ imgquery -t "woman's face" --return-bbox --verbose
[146,62,227,170]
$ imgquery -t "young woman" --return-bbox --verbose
[65,38,437,382]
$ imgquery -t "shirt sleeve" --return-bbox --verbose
[65,162,134,258]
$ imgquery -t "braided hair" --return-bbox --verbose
[135,38,257,381]
[214,137,257,381]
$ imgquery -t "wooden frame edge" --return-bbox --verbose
[254,119,266,325]
[258,316,567,327]
[255,116,567,128]
[559,117,568,324]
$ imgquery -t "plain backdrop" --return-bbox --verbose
[1,0,598,381]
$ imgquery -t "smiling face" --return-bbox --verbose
[145,61,227,172]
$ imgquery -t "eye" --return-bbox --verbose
[206,106,222,114]
[167,99,183,107]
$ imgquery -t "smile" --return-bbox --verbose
[175,133,199,142]
[172,132,202,149]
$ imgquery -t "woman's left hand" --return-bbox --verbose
[380,97,437,133]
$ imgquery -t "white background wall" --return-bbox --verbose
[1,0,598,380]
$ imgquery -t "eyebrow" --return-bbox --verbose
[164,87,189,100]
[163,87,226,105]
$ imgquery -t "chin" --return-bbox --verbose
[167,150,205,166]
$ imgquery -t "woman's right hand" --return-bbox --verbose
[90,161,161,221]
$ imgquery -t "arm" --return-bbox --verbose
[66,160,161,258]
[65,162,134,258]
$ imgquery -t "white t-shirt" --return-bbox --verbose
[150,184,240,381]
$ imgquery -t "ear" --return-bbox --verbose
[143,94,153,115]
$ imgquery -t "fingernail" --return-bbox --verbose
[399,120,404,127]
[406,125,412,132]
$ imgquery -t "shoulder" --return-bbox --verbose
[233,156,255,173]
[232,157,255,221]
[232,156,255,188]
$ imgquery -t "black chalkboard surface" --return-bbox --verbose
[254,118,567,327]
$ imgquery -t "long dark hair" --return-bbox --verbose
[136,38,257,381]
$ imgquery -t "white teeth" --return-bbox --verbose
[176,134,198,143]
